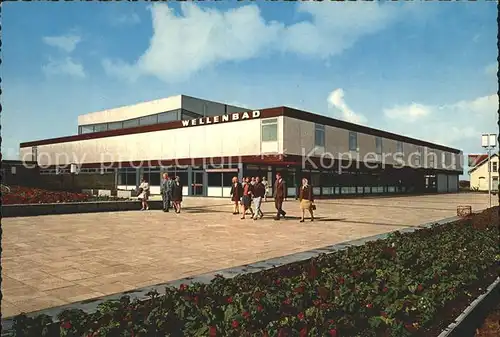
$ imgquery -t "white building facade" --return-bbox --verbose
[20,96,463,197]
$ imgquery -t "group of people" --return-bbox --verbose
[138,171,316,222]
[160,173,183,213]
[137,173,183,212]
[230,172,315,222]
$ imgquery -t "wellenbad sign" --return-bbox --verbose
[181,110,261,127]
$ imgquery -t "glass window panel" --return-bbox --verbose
[262,124,278,142]
[158,110,179,123]
[315,124,325,147]
[80,125,94,134]
[222,173,235,186]
[207,173,222,186]
[123,118,139,129]
[349,132,357,151]
[181,110,202,120]
[94,124,108,132]
[396,141,404,153]
[139,115,158,126]
[375,137,383,154]
[108,121,123,130]
[262,118,278,125]
[149,171,161,185]
[126,172,136,185]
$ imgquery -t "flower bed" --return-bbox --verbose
[1,186,125,205]
[8,208,498,337]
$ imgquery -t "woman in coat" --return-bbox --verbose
[172,176,183,213]
[230,176,243,215]
[138,178,150,211]
[299,177,315,222]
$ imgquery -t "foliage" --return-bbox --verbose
[1,186,127,205]
[8,208,499,337]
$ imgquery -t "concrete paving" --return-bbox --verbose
[1,193,496,317]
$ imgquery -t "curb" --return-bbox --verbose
[437,277,500,337]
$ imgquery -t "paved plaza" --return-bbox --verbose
[1,193,496,317]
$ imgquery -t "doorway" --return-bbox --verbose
[191,171,204,196]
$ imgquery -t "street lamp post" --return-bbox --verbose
[481,134,497,208]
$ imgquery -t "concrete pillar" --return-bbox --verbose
[187,166,193,196]
[238,162,243,181]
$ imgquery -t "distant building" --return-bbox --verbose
[469,153,499,191]
[18,94,463,197]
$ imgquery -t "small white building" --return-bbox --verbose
[469,154,499,191]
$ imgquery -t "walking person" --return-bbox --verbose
[273,172,286,220]
[241,177,254,219]
[172,176,183,213]
[262,176,269,202]
[250,177,256,186]
[299,178,315,222]
[252,176,265,220]
[160,173,174,212]
[138,177,150,211]
[230,176,243,215]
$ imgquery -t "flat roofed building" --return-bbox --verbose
[19,96,463,197]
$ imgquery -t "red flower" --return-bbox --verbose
[300,327,308,337]
[338,277,345,285]
[243,311,251,319]
[366,303,373,309]
[209,326,217,337]
[193,296,199,304]
[232,320,239,328]
[179,283,188,291]
[328,319,335,325]
[382,287,388,293]
[283,298,291,305]
[297,312,305,320]
[417,284,424,292]
[380,311,388,318]
[274,279,281,285]
[329,329,337,336]
[313,299,321,307]
[293,286,305,294]
[60,321,72,329]
[257,305,264,312]
[227,297,233,304]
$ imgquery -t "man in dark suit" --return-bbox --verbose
[160,173,174,212]
[273,172,287,220]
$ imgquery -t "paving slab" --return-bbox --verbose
[1,193,496,317]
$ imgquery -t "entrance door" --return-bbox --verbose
[192,171,204,196]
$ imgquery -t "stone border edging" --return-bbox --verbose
[1,200,163,217]
[1,213,472,334]
[437,277,500,337]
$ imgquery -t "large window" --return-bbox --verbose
[396,141,404,154]
[349,131,358,151]
[94,123,108,132]
[108,121,123,130]
[375,137,383,155]
[315,124,325,147]
[182,109,203,120]
[207,173,222,186]
[262,118,278,142]
[139,115,158,126]
[158,110,179,123]
[79,125,94,134]
[491,161,497,172]
[118,168,137,186]
[123,119,139,129]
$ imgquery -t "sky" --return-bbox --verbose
[1,1,498,176]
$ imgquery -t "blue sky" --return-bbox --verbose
[2,1,498,174]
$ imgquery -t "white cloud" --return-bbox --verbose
[384,103,430,122]
[42,34,81,53]
[42,57,86,78]
[103,2,416,83]
[327,88,368,124]
[110,12,141,26]
[379,94,498,148]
